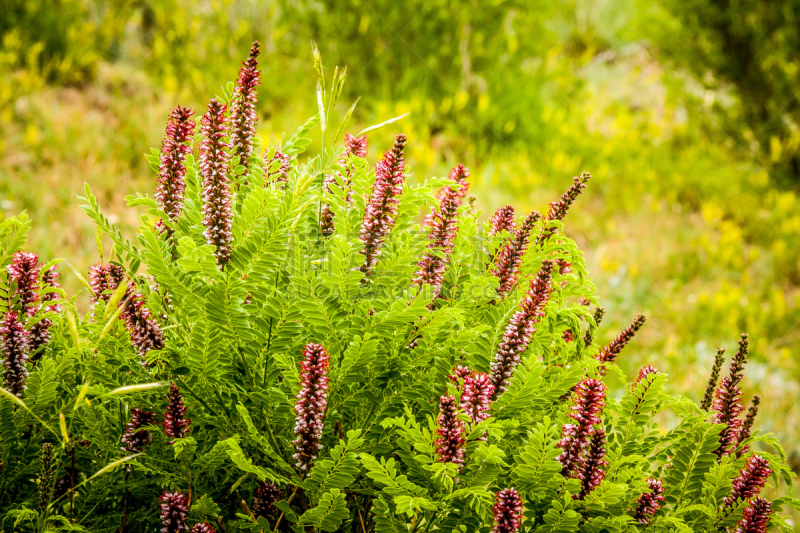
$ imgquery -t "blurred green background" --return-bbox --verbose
[2,0,799,479]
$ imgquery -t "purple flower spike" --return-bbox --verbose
[7,251,40,318]
[123,290,164,364]
[491,261,554,394]
[488,205,517,236]
[723,454,772,511]
[537,171,591,245]
[491,211,540,297]
[293,343,330,471]
[633,477,665,525]
[121,408,158,453]
[736,394,761,457]
[159,491,189,533]
[492,488,523,533]
[734,497,772,533]
[435,395,466,467]
[163,383,190,442]
[713,334,749,457]
[230,42,261,176]
[253,481,283,518]
[412,165,470,299]
[576,427,608,499]
[88,263,126,304]
[596,314,647,367]
[1,311,30,398]
[557,378,606,478]
[199,98,233,267]
[359,134,407,277]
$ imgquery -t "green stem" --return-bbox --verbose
[419,511,439,533]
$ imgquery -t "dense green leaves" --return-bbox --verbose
[2,65,796,533]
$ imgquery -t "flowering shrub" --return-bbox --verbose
[0,45,798,533]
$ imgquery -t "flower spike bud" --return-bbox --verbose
[583,306,605,348]
[293,343,330,471]
[713,334,749,457]
[123,290,164,364]
[88,263,126,304]
[557,378,606,477]
[190,523,216,533]
[537,170,591,245]
[734,497,772,533]
[7,251,40,318]
[435,395,466,467]
[492,210,540,296]
[461,372,495,428]
[199,98,233,267]
[736,395,761,457]
[412,165,470,298]
[576,427,608,499]
[30,263,62,357]
[488,205,517,236]
[121,408,158,453]
[723,454,772,511]
[155,106,195,239]
[596,314,646,370]
[492,488,523,533]
[159,491,190,533]
[359,134,407,277]
[230,41,261,177]
[253,481,283,518]
[321,134,368,236]
[491,261,554,394]
[635,365,659,384]
[701,346,726,411]
[163,383,190,443]
[343,133,368,158]
[633,478,665,525]
[448,364,473,385]
[1,311,30,398]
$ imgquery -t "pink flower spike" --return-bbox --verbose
[488,205,517,236]
[435,395,466,467]
[723,454,772,511]
[491,260,554,394]
[461,372,495,427]
[230,42,261,176]
[159,491,189,533]
[596,314,647,366]
[633,477,665,525]
[123,290,164,364]
[1,311,30,398]
[412,164,470,299]
[713,334,749,457]
[359,134,407,277]
[199,98,233,267]
[492,488,523,533]
[734,497,772,533]
[163,383,190,442]
[7,251,40,318]
[492,211,540,296]
[557,378,606,477]
[155,106,195,238]
[576,427,608,499]
[293,343,330,471]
